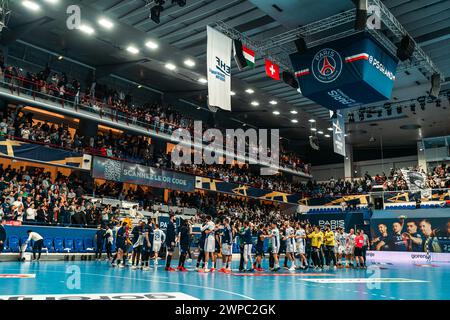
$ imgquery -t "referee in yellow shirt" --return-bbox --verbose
[307,226,324,269]
[324,225,337,269]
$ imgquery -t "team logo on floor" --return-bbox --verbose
[0,292,198,300]
[301,278,428,283]
[0,274,36,279]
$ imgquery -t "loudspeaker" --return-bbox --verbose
[353,0,368,31]
[233,39,247,71]
[294,38,307,54]
[396,35,415,61]
[430,73,441,98]
[282,71,299,89]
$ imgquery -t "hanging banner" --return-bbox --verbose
[332,111,346,156]
[92,157,195,192]
[290,32,398,111]
[207,26,232,111]
[0,138,85,169]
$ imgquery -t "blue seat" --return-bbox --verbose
[64,238,74,253]
[54,237,64,253]
[43,238,55,253]
[20,236,32,252]
[84,238,95,252]
[8,236,20,252]
[74,239,85,253]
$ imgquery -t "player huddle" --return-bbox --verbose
[96,214,371,272]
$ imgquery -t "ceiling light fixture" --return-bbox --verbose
[308,119,316,123]
[22,1,40,11]
[290,110,298,114]
[198,77,207,84]
[230,91,236,96]
[245,89,254,94]
[273,111,280,115]
[184,59,196,67]
[126,46,139,54]
[269,100,278,105]
[165,63,176,70]
[98,17,114,29]
[291,119,298,123]
[145,40,159,50]
[79,24,95,35]
[251,101,260,106]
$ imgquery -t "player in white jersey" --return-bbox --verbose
[200,215,216,272]
[284,221,296,271]
[345,228,356,268]
[295,222,307,269]
[269,222,281,271]
[336,227,348,268]
[151,224,165,266]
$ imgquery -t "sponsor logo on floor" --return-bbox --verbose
[0,292,198,300]
[301,278,428,283]
[0,274,36,279]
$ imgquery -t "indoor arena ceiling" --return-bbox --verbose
[5,0,450,162]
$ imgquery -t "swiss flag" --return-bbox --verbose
[265,59,280,80]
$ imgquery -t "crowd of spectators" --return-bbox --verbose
[302,165,450,197]
[1,63,309,174]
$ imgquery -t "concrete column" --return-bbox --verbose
[344,143,354,180]
[78,118,98,145]
[417,141,427,173]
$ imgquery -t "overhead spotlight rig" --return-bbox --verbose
[347,89,450,122]
[146,0,186,24]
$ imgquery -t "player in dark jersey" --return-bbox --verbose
[387,219,408,251]
[94,224,106,261]
[196,222,206,270]
[403,221,423,252]
[219,218,233,273]
[372,223,390,251]
[141,220,152,271]
[112,221,128,268]
[254,224,266,271]
[177,219,190,272]
[165,214,177,271]
[131,221,144,269]
[241,221,254,272]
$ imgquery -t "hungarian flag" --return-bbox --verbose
[242,46,255,67]
[233,40,255,70]
[265,59,280,80]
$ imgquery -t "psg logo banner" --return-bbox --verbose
[290,32,399,111]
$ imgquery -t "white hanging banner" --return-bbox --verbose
[207,26,232,111]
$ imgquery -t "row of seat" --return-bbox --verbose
[308,208,343,213]
[2,236,115,253]
[385,204,444,210]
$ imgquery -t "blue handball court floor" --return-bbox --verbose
[0,260,449,300]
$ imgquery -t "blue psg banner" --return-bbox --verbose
[333,111,346,156]
[92,157,195,192]
[290,32,398,110]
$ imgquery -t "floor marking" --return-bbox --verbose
[0,292,197,300]
[0,274,36,279]
[301,278,428,284]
